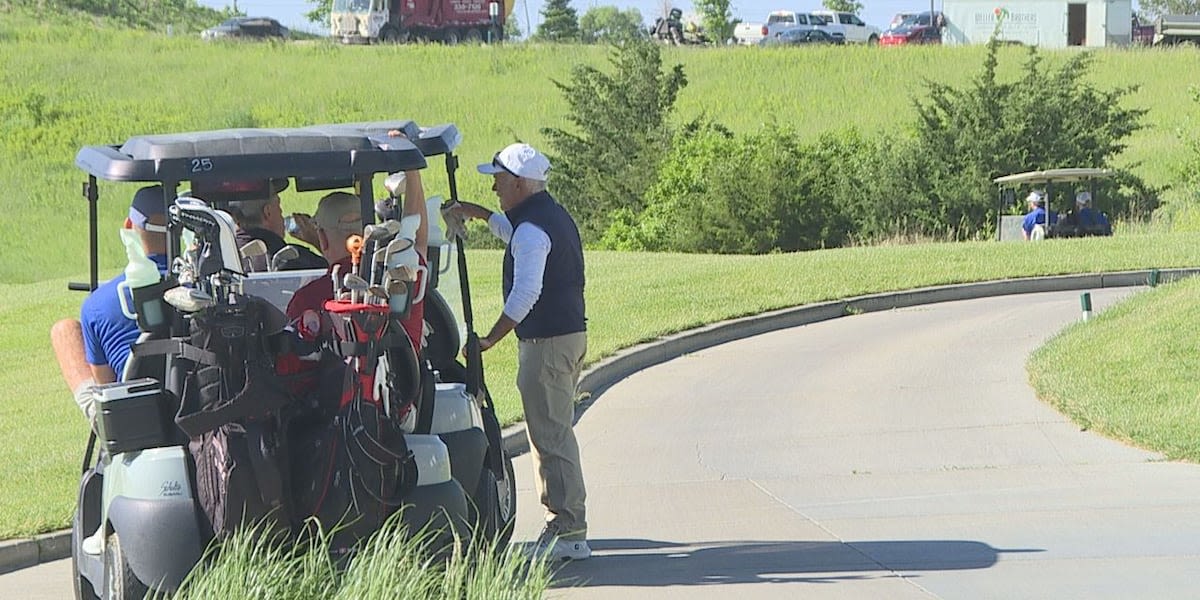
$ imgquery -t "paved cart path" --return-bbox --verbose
[510,288,1200,599]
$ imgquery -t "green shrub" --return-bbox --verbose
[636,122,853,253]
[541,39,687,241]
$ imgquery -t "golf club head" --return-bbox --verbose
[270,246,300,271]
[239,240,269,273]
[170,198,243,277]
[384,237,418,271]
[375,197,400,222]
[383,171,406,196]
[163,285,215,313]
[367,285,388,302]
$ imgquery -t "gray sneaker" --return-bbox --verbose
[526,523,591,562]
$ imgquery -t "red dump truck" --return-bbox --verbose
[332,0,512,44]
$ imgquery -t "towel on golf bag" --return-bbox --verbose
[174,295,296,540]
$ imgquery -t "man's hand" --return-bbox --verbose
[290,213,319,247]
[449,201,493,222]
[463,336,494,360]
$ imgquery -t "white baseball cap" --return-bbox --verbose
[1076,191,1092,205]
[1026,190,1046,205]
[477,143,551,181]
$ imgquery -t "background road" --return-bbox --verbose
[8,288,1200,599]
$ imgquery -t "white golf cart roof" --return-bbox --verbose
[993,168,1115,186]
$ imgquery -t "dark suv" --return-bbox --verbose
[201,17,289,41]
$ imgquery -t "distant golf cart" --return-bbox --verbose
[69,121,514,599]
[993,168,1115,241]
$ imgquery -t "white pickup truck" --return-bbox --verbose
[746,11,845,44]
[811,10,881,44]
[733,21,766,45]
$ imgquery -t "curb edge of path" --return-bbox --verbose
[5,267,1195,575]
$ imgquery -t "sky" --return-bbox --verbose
[196,0,948,37]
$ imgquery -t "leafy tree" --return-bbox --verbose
[692,0,735,43]
[1136,0,1200,18]
[533,0,580,42]
[822,0,864,14]
[504,14,522,40]
[305,0,331,25]
[579,5,644,44]
[541,38,687,240]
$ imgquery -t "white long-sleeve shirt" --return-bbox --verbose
[488,212,551,323]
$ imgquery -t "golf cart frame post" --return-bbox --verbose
[992,168,1115,241]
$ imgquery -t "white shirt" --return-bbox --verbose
[488,212,551,323]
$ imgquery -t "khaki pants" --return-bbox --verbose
[517,331,588,539]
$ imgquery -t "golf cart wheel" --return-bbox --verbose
[104,532,149,600]
[868,34,879,45]
[443,28,461,45]
[474,449,517,549]
[464,28,482,43]
[379,26,401,43]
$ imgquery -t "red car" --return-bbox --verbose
[880,11,943,45]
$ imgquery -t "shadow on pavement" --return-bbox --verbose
[550,538,1041,588]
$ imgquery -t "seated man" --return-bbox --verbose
[1060,191,1112,237]
[51,186,170,422]
[1021,190,1058,241]
[213,179,327,271]
[287,169,428,353]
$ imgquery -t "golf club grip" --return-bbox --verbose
[465,332,483,398]
[68,282,93,292]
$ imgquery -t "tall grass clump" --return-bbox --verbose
[162,515,555,599]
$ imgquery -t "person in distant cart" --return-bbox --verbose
[51,186,169,423]
[449,142,591,562]
[1060,191,1112,237]
[1021,190,1058,241]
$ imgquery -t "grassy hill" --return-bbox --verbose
[1,11,1199,283]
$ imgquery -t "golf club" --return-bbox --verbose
[239,240,268,273]
[163,285,215,313]
[343,272,369,304]
[269,246,300,272]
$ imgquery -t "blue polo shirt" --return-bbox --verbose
[81,254,169,378]
[1022,207,1058,236]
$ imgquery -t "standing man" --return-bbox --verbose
[51,186,170,422]
[450,142,590,561]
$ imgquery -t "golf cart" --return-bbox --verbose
[993,168,1116,241]
[68,120,515,599]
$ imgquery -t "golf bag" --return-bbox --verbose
[290,301,418,556]
[172,296,295,540]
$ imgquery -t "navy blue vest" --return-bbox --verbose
[502,191,586,340]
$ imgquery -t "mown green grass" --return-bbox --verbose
[1030,275,1200,462]
[4,234,1199,538]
